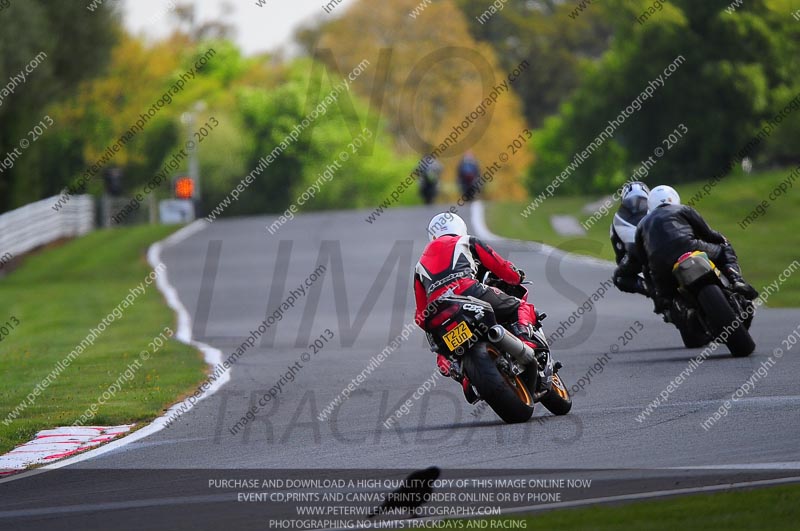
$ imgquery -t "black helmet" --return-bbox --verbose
[621,182,649,217]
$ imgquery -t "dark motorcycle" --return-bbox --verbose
[425,276,571,423]
[666,251,755,357]
[418,160,441,205]
[419,173,438,205]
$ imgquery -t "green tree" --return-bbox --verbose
[47,34,245,205]
[528,0,798,196]
[301,0,532,201]
[0,0,118,211]
[232,59,414,216]
[454,0,614,128]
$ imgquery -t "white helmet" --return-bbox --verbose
[427,212,468,241]
[647,185,680,211]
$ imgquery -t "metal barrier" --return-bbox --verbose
[0,195,94,258]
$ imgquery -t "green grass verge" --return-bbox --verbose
[487,168,800,307]
[409,484,800,530]
[0,226,207,455]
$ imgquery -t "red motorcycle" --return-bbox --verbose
[425,275,571,423]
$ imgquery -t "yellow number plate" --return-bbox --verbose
[443,321,473,351]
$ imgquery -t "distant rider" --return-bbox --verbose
[413,213,542,403]
[621,185,758,315]
[611,182,651,297]
[417,156,442,205]
[456,151,481,201]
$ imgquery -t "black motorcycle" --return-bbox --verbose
[419,174,438,205]
[666,251,755,357]
[417,160,441,205]
[425,276,571,423]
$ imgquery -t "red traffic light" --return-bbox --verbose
[175,177,194,199]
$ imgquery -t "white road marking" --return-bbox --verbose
[0,426,133,473]
[0,219,224,484]
[673,463,800,470]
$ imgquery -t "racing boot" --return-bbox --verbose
[726,267,758,300]
[511,322,548,370]
[634,277,651,297]
[723,266,758,301]
[719,245,759,300]
[513,302,542,352]
[437,353,479,404]
[436,352,452,377]
[653,295,672,322]
[461,379,479,405]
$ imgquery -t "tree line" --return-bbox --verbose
[1,0,797,215]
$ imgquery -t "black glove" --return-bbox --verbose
[516,268,526,284]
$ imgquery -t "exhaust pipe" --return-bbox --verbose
[487,325,535,365]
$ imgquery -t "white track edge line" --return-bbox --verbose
[0,219,222,484]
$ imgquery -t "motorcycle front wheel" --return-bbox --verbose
[677,319,711,348]
[540,372,572,416]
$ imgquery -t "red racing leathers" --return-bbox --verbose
[413,235,536,331]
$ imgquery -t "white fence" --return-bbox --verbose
[0,195,94,258]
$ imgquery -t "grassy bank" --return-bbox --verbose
[0,226,206,455]
[487,168,800,307]
[410,483,800,530]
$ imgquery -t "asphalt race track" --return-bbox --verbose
[2,205,799,530]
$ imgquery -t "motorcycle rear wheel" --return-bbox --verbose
[463,344,534,424]
[696,284,755,357]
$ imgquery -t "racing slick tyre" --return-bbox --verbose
[540,372,572,416]
[463,343,534,424]
[678,321,711,348]
[697,284,755,357]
